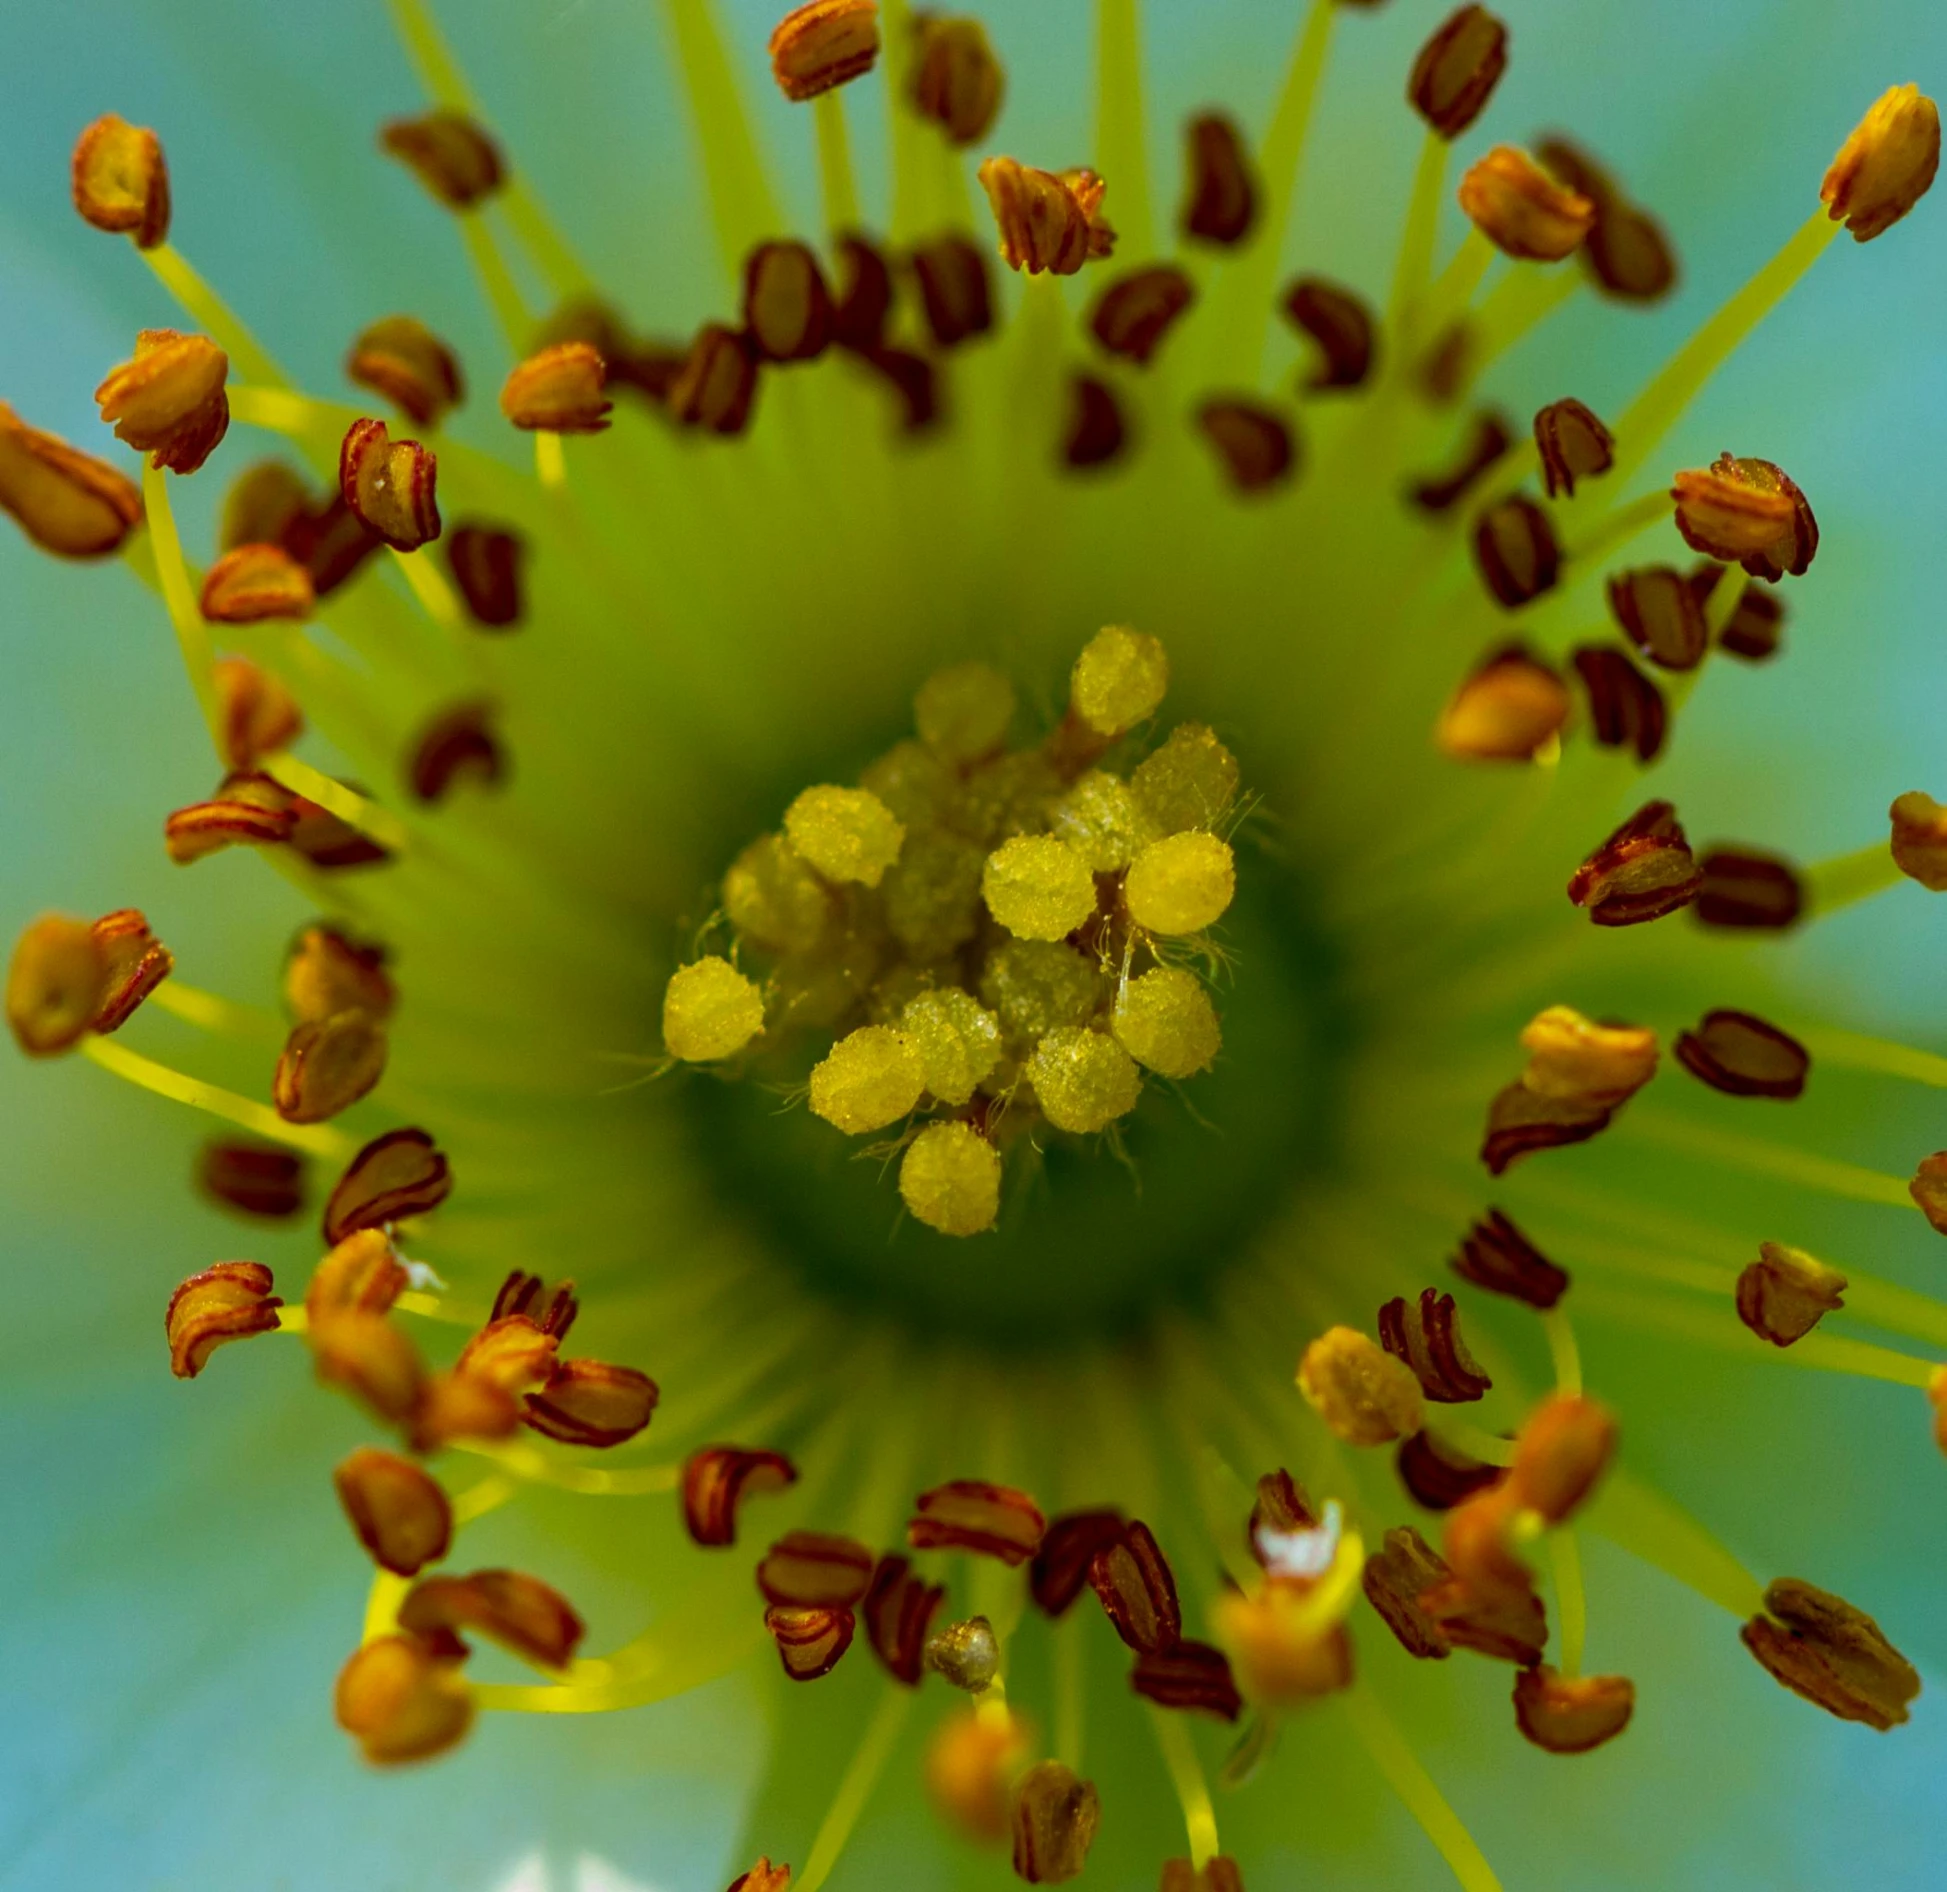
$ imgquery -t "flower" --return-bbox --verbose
[5,1,1947,1886]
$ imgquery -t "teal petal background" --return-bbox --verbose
[3,1,1945,1886]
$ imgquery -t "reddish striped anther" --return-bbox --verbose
[908,1479,1047,1565]
[1695,849,1804,931]
[456,1316,559,1396]
[1029,1508,1125,1616]
[1673,454,1817,582]
[6,913,106,1056]
[322,1127,452,1245]
[95,329,229,474]
[379,109,504,209]
[399,1568,585,1670]
[1089,265,1195,367]
[1513,1667,1636,1754]
[1197,399,1295,493]
[1379,1289,1492,1403]
[1479,1080,1612,1176]
[523,1358,659,1448]
[682,1447,797,1549]
[334,1633,473,1766]
[1473,496,1561,608]
[757,1530,874,1608]
[743,242,835,363]
[72,114,171,248]
[1511,1394,1616,1523]
[202,545,316,626]
[1459,147,1595,262]
[1567,800,1701,927]
[1362,1526,1454,1660]
[165,1260,282,1378]
[1409,5,1508,139]
[0,402,143,559]
[910,15,1004,146]
[765,1604,855,1680]
[1284,276,1376,392]
[862,1554,945,1684]
[1573,644,1667,762]
[1130,1638,1242,1721]
[209,658,304,779]
[1087,1519,1182,1656]
[1249,1470,1317,1552]
[285,924,394,1025]
[340,417,440,550]
[669,324,759,435]
[307,1229,408,1324]
[164,772,299,865]
[274,1010,389,1123]
[1397,1429,1505,1511]
[1535,398,1614,499]
[768,0,880,102]
[1674,1010,1810,1100]
[727,1859,792,1892]
[347,315,465,429]
[88,907,173,1033]
[912,235,993,347]
[979,157,1115,277]
[197,1139,306,1220]
[446,523,524,628]
[1453,1209,1568,1308]
[408,700,504,803]
[1608,565,1706,672]
[334,1446,453,1576]
[491,1269,579,1337]
[1181,113,1256,246]
[501,343,611,433]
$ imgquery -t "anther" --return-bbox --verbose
[1195,400,1295,493]
[928,1707,1025,1842]
[347,316,465,428]
[926,1615,1001,1692]
[912,237,994,348]
[1511,1393,1616,1523]
[743,242,835,364]
[165,1260,283,1378]
[1436,646,1570,762]
[164,771,298,865]
[222,460,309,551]
[1421,322,1480,402]
[1534,398,1614,499]
[307,1228,408,1324]
[1160,1861,1245,1892]
[1672,456,1818,581]
[1435,1483,1535,1611]
[1566,800,1702,927]
[1064,375,1127,470]
[1052,771,1154,872]
[668,325,760,434]
[95,329,230,475]
[1740,1578,1919,1730]
[1822,86,1941,243]
[282,492,383,598]
[379,109,505,210]
[984,835,1097,941]
[71,114,171,248]
[1914,1154,1947,1236]
[1398,1430,1505,1511]
[1408,5,1509,140]
[1283,278,1377,392]
[1512,1667,1636,1754]
[683,1447,799,1548]
[1378,1290,1492,1403]
[785,784,905,886]
[0,403,142,558]
[1125,833,1236,936]
[909,1479,1048,1565]
[1409,410,1513,513]
[757,1530,875,1607]
[1217,1587,1355,1704]
[1472,497,1561,609]
[1298,1327,1425,1446]
[769,0,880,102]
[521,1358,659,1448]
[500,342,612,433]
[1574,645,1667,760]
[339,417,440,550]
[399,1568,585,1670]
[490,1269,578,1338]
[1362,1526,1458,1660]
[322,1127,452,1245]
[1452,1209,1569,1309]
[1249,1470,1318,1547]
[1890,789,1947,892]
[862,1553,945,1684]
[809,1025,927,1132]
[1535,138,1678,304]
[912,15,1005,146]
[978,158,1115,277]
[311,1313,429,1430]
[85,908,171,1036]
[274,1010,389,1123]
[202,547,315,626]
[1674,1009,1810,1101]
[860,344,940,434]
[1131,1639,1243,1721]
[1030,1510,1125,1617]
[1090,266,1196,368]
[1112,966,1221,1080]
[334,1447,452,1577]
[1181,113,1257,247]
[291,790,390,873]
[286,925,393,1027]
[832,236,894,352]
[334,1633,473,1765]
[765,1604,856,1680]
[1027,1027,1143,1133]
[1520,1005,1659,1109]
[1737,1242,1848,1347]
[455,1316,559,1397]
[1694,849,1804,930]
[899,1121,1002,1237]
[447,524,525,629]
[408,701,504,803]
[1479,1081,1612,1175]
[1458,148,1597,262]
[1011,1760,1101,1885]
[1418,1551,1547,1665]
[197,1139,306,1221]
[5,914,104,1057]
[662,957,765,1063]
[728,1859,793,1892]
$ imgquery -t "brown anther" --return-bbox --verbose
[379,109,504,210]
[1181,112,1257,247]
[1398,1429,1506,1511]
[1130,1639,1242,1721]
[1694,849,1804,931]
[1417,320,1476,405]
[310,1310,426,1427]
[743,242,836,364]
[94,329,229,474]
[346,315,465,429]
[1248,1470,1318,1549]
[1436,645,1570,763]
[1089,265,1195,367]
[927,1707,1026,1844]
[1283,277,1377,392]
[1566,800,1702,927]
[1741,1578,1919,1730]
[408,700,505,804]
[926,1615,1001,1692]
[912,15,1005,146]
[1672,455,1818,581]
[1890,791,1947,890]
[1512,1393,1616,1522]
[1196,399,1295,493]
[1738,1242,1848,1347]
[1822,85,1941,243]
[1418,1566,1547,1666]
[909,1479,1048,1564]
[408,1367,521,1454]
[1362,1526,1455,1660]
[489,1269,579,1338]
[274,1011,389,1124]
[1299,1326,1427,1444]
[1674,1009,1810,1101]
[282,492,384,597]
[164,1260,282,1378]
[832,236,894,352]
[1479,1080,1612,1175]
[1472,496,1561,608]
[307,1228,408,1324]
[1011,1760,1101,1885]
[522,1358,659,1448]
[0,402,143,559]
[1408,5,1509,139]
[400,1569,585,1670]
[912,235,994,348]
[285,924,393,1026]
[164,770,298,865]
[339,417,440,550]
[197,1139,306,1220]
[756,1530,875,1608]
[1512,1667,1636,1754]
[1063,374,1127,470]
[88,907,173,1034]
[1378,1290,1493,1404]
[765,1603,856,1680]
[728,1859,793,1892]
[1409,410,1513,513]
[334,1446,453,1576]
[1912,1154,1947,1235]
[1535,137,1679,304]
[1458,147,1597,262]
[859,345,940,434]
[1534,398,1614,499]
[769,0,880,101]
[222,460,309,552]
[1160,1860,1245,1892]
[446,523,525,629]
[682,1447,798,1548]
[978,157,1114,277]
[669,324,760,435]
[1453,1209,1570,1309]
[71,114,171,248]
[1572,645,1667,762]
[206,617,314,734]
[334,1633,473,1766]
[862,1553,945,1684]
[291,792,390,874]
[322,1127,452,1246]
[499,342,611,434]
[1437,1482,1534,1610]
[1029,1508,1126,1616]
[1520,1005,1659,1109]
[1087,1519,1183,1656]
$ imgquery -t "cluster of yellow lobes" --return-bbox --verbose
[660,626,1240,1235]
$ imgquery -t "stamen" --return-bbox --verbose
[334,1447,453,1576]
[1607,565,1706,672]
[1378,1290,1492,1403]
[1737,1243,1848,1348]
[1298,1327,1424,1446]
[1340,1686,1504,1892]
[198,1139,306,1220]
[1471,497,1560,608]
[1284,278,1377,392]
[1011,1759,1102,1886]
[1149,1704,1222,1865]
[165,1261,284,1378]
[83,1033,351,1157]
[1673,1010,1809,1101]
[322,1128,454,1244]
[1694,847,1804,931]
[500,343,612,433]
[1511,1666,1634,1755]
[792,1688,913,1892]
[1741,1578,1919,1730]
[1092,1,1151,254]
[399,1568,585,1669]
[1457,148,1595,263]
[1566,799,1701,927]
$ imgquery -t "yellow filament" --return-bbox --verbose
[878,0,928,244]
[1342,1686,1503,1892]
[1543,1305,1583,1397]
[1415,229,1496,357]
[1053,1615,1086,1769]
[662,0,784,285]
[1552,1527,1587,1678]
[1805,842,1904,915]
[1799,1025,1947,1090]
[535,430,568,491]
[81,1034,352,1158]
[1150,1705,1220,1869]
[449,1473,518,1527]
[813,92,861,236]
[142,244,288,389]
[793,1687,915,1892]
[1564,487,1675,565]
[262,752,413,853]
[456,1437,680,1496]
[1431,1421,1518,1469]
[1587,1470,1763,1618]
[1387,131,1449,348]
[362,1569,412,1644]
[1626,1111,1913,1209]
[394,1289,484,1327]
[274,1306,309,1334]
[1472,261,1581,370]
[141,463,217,743]
[391,543,468,632]
[148,978,275,1038]
[1700,563,1748,636]
[1095,0,1154,256]
[458,212,531,351]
